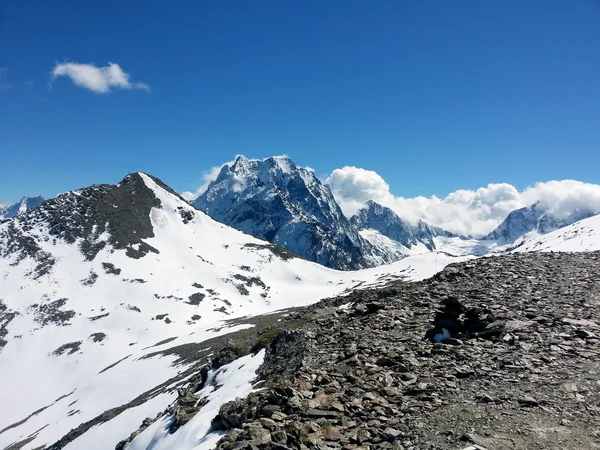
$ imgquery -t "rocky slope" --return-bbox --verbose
[483,202,596,244]
[0,172,463,450]
[0,195,45,219]
[193,156,403,270]
[351,200,457,251]
[126,251,600,450]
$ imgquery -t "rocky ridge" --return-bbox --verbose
[41,252,600,449]
[199,252,600,450]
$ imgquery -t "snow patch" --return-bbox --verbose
[128,350,266,450]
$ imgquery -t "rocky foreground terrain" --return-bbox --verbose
[207,252,600,450]
[57,252,600,450]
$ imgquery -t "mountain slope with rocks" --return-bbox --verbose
[483,202,596,244]
[127,251,600,450]
[193,156,404,270]
[351,200,457,252]
[512,211,600,253]
[0,195,45,219]
[0,172,465,450]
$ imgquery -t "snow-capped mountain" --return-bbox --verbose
[193,156,400,270]
[0,195,45,219]
[0,171,464,450]
[483,202,596,244]
[351,200,457,251]
[512,212,600,253]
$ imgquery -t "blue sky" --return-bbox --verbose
[1,0,599,205]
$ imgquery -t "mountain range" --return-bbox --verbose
[193,156,470,269]
[191,156,599,267]
[0,196,45,220]
[1,157,600,449]
[482,201,595,243]
[4,156,599,271]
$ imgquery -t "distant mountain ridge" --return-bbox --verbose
[483,202,597,243]
[0,196,45,220]
[192,156,472,269]
[350,200,457,251]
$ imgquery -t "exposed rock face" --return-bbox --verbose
[484,202,596,243]
[210,252,600,450]
[351,200,457,250]
[193,156,396,270]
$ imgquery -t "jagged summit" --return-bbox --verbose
[194,156,387,270]
[228,155,297,177]
[483,201,596,243]
[351,200,456,251]
[0,195,45,220]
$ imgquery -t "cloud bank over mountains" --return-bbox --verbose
[181,157,600,238]
[326,166,600,237]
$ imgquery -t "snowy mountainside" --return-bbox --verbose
[0,172,466,450]
[351,200,457,251]
[193,156,400,270]
[512,212,600,253]
[0,195,45,219]
[483,202,596,244]
[358,229,422,260]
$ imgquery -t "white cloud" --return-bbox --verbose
[181,159,237,200]
[51,62,150,94]
[326,166,600,237]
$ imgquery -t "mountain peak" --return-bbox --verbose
[483,202,597,243]
[352,200,457,250]
[229,155,252,174]
[363,199,384,210]
[265,155,296,172]
[194,155,380,269]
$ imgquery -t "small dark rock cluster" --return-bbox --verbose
[80,271,99,286]
[0,300,18,351]
[52,341,82,356]
[187,292,206,305]
[30,297,75,327]
[102,262,122,275]
[177,206,195,224]
[89,332,107,343]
